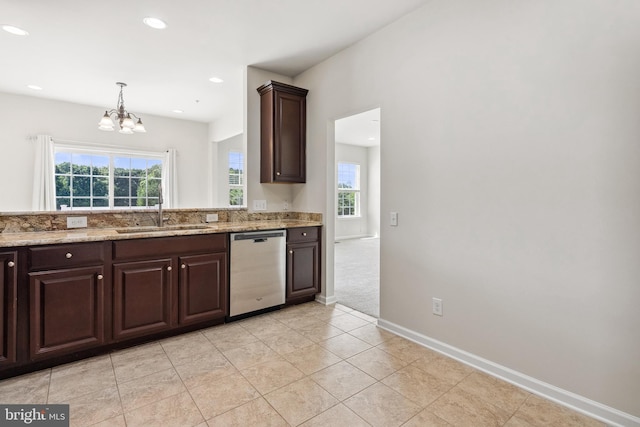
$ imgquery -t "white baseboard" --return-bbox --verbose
[315,294,337,305]
[377,318,640,427]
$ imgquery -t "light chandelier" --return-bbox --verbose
[98,82,146,134]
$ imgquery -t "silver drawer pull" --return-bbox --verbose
[302,232,307,236]
[167,266,172,271]
[181,264,186,269]
[65,252,73,259]
[97,274,104,280]
[7,261,15,268]
[276,172,281,176]
[289,250,293,254]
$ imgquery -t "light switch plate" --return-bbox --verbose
[206,213,218,222]
[390,211,398,226]
[67,216,87,228]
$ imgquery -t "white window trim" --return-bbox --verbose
[52,140,174,210]
[228,150,245,206]
[337,162,361,218]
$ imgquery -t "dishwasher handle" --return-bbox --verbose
[233,231,285,241]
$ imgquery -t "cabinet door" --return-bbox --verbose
[286,241,320,301]
[113,259,172,340]
[1,252,17,365]
[29,266,104,359]
[273,90,306,182]
[178,253,227,325]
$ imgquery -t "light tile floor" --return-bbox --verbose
[0,302,605,427]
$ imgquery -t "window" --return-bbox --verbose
[337,162,360,217]
[228,151,244,206]
[54,147,164,210]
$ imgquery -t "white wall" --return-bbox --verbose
[292,0,640,420]
[0,92,211,211]
[335,142,370,239]
[368,145,381,237]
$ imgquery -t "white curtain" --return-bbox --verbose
[32,134,56,211]
[162,148,178,208]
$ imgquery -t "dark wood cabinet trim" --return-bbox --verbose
[0,251,17,365]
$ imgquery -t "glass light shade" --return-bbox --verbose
[98,112,114,128]
[119,126,134,135]
[133,118,147,133]
[98,125,115,131]
[122,114,135,129]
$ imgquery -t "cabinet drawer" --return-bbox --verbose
[29,242,105,271]
[287,227,319,243]
[113,233,227,261]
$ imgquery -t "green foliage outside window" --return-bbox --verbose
[54,152,163,210]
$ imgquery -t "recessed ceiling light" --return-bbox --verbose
[27,85,42,90]
[143,17,167,30]
[172,109,183,114]
[2,25,29,36]
[209,76,224,83]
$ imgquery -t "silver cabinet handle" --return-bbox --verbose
[181,264,186,269]
[97,274,104,280]
[276,172,281,176]
[65,252,73,259]
[302,232,307,236]
[7,261,15,268]
[289,250,293,254]
[167,266,172,271]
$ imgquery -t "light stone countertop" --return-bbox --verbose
[0,220,322,248]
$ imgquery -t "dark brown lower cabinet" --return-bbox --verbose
[1,251,17,366]
[111,234,229,341]
[112,259,172,340]
[179,253,227,325]
[286,227,321,303]
[29,266,104,359]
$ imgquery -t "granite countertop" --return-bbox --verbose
[0,220,322,247]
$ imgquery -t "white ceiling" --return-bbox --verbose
[0,0,427,127]
[335,108,380,147]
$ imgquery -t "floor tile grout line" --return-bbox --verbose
[106,352,127,427]
[157,335,208,427]
[44,368,52,404]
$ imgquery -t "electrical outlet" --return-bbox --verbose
[432,298,443,316]
[67,216,87,228]
[283,200,289,211]
[206,213,218,222]
[253,200,267,211]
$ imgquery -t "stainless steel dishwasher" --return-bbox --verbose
[229,229,286,317]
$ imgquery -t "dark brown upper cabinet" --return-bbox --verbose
[257,80,309,183]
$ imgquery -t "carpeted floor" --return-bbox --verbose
[334,237,380,317]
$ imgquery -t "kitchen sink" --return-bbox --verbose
[115,224,211,233]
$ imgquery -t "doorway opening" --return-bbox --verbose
[333,108,381,317]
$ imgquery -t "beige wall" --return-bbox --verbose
[291,0,640,421]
